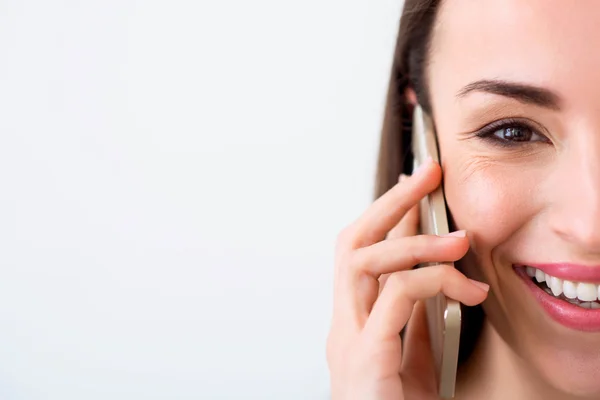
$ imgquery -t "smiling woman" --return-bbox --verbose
[327,0,600,399]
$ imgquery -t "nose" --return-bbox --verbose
[550,138,600,252]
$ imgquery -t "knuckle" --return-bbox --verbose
[406,251,421,267]
[339,249,373,279]
[406,235,429,262]
[335,251,357,277]
[433,263,457,280]
[386,271,407,290]
[336,225,355,249]
[365,338,401,366]
[347,249,366,273]
[334,227,357,273]
[354,333,402,379]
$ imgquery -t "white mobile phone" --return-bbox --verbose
[411,105,461,399]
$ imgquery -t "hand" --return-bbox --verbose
[326,158,489,400]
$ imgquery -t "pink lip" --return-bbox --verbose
[516,263,600,283]
[515,266,600,332]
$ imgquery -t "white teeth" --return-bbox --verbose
[535,269,546,283]
[549,276,563,297]
[524,265,600,308]
[563,280,578,299]
[577,283,598,302]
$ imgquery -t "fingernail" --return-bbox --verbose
[441,230,466,238]
[412,156,433,176]
[398,173,408,183]
[468,279,490,292]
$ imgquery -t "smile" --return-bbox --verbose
[514,264,600,331]
[525,265,600,308]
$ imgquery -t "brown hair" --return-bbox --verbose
[375,0,484,364]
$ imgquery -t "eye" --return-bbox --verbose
[492,125,545,142]
[475,119,551,147]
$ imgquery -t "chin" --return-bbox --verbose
[528,346,600,398]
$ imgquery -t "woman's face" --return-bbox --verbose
[429,0,600,396]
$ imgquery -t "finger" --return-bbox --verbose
[380,176,420,293]
[352,233,468,320]
[352,232,469,278]
[400,300,436,391]
[387,175,420,240]
[378,272,391,295]
[347,158,441,249]
[363,265,489,341]
[387,202,419,240]
[352,232,468,323]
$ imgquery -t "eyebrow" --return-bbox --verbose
[457,79,562,110]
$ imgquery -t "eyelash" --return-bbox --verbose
[474,118,551,148]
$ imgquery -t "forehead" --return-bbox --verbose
[428,0,600,107]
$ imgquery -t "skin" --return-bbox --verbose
[327,163,488,400]
[328,0,600,399]
[429,1,600,399]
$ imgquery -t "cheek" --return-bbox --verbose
[440,156,541,319]
[442,156,539,255]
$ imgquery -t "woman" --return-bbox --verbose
[326,0,600,399]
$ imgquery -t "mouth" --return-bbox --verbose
[524,265,600,308]
[514,264,600,332]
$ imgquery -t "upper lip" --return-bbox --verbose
[515,263,600,283]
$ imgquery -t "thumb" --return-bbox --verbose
[400,300,438,393]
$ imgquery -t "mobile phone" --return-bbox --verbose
[411,105,461,399]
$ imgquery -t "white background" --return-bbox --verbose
[0,1,402,398]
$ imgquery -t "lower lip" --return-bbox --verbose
[515,267,600,332]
